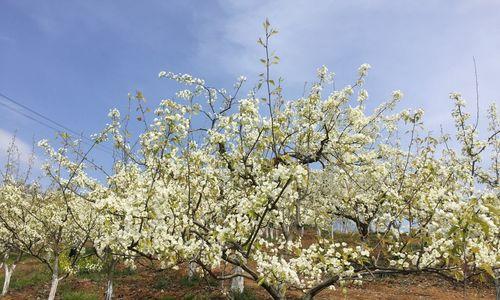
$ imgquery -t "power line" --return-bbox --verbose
[0,98,114,156]
[0,92,88,139]
[0,101,66,135]
[0,92,114,155]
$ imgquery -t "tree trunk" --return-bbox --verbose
[230,266,244,294]
[105,278,113,300]
[48,256,60,300]
[2,252,21,297]
[495,279,499,300]
[302,275,339,300]
[188,261,197,280]
[2,262,15,296]
[294,196,303,237]
[281,223,290,242]
[48,276,59,300]
[104,260,116,300]
[494,270,499,300]
[358,222,369,240]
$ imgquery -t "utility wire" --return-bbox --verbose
[0,101,65,135]
[0,92,114,155]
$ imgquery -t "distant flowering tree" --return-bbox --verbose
[0,136,101,300]
[0,135,36,296]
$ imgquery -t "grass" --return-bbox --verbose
[159,296,177,300]
[182,294,210,300]
[59,282,99,300]
[76,269,105,282]
[115,267,137,276]
[77,265,138,282]
[232,289,257,300]
[153,275,173,290]
[60,291,99,300]
[180,275,202,288]
[180,275,218,288]
[10,269,50,290]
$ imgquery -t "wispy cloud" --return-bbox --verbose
[193,0,500,135]
[0,128,36,168]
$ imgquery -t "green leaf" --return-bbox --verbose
[263,18,270,30]
[472,215,490,235]
[60,132,70,140]
[481,264,494,277]
[257,277,266,286]
[485,204,500,217]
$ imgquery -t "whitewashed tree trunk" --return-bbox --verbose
[2,263,15,296]
[48,255,60,300]
[188,261,197,280]
[282,223,290,242]
[48,276,59,300]
[104,258,116,300]
[105,279,113,300]
[230,266,244,294]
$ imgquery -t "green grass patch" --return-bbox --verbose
[115,267,136,276]
[76,270,105,282]
[58,282,99,300]
[60,290,99,300]
[179,275,217,288]
[231,289,257,300]
[10,269,50,290]
[153,275,173,290]
[159,296,177,300]
[182,294,210,300]
[180,275,202,288]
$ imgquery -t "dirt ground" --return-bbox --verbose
[1,258,495,300]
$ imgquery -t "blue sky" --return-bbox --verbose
[1,0,499,170]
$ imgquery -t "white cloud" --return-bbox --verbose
[194,0,500,135]
[0,128,36,168]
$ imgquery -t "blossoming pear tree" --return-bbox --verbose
[0,135,36,296]
[0,136,101,300]
[1,19,497,300]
